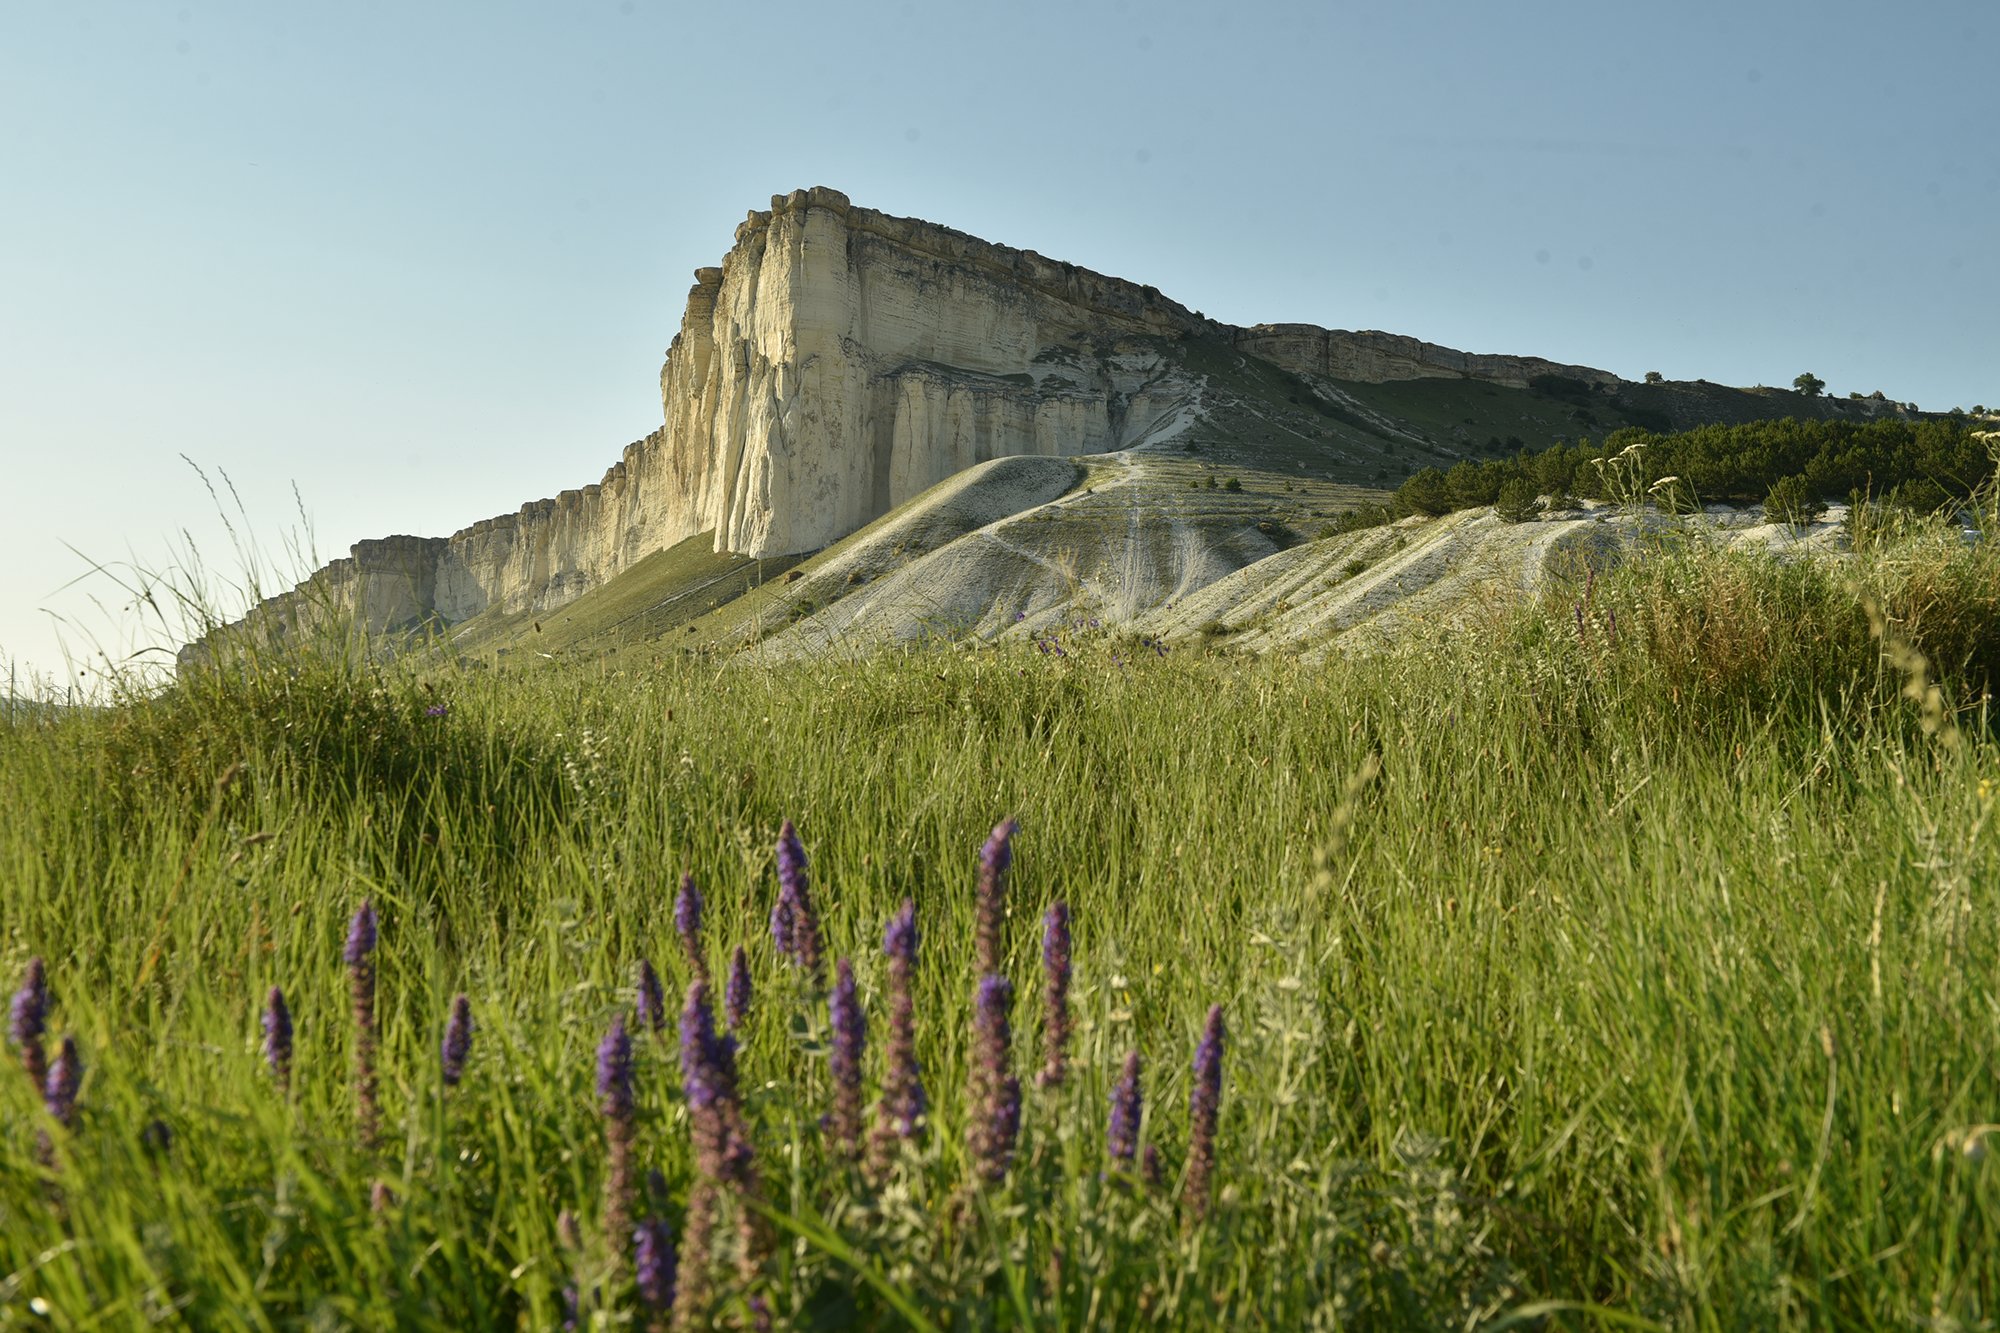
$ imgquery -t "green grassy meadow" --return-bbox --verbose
[3,526,1998,1330]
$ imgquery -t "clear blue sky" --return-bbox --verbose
[3,0,1993,689]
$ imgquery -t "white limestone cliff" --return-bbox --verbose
[193,186,1628,650]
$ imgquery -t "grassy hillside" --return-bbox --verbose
[3,528,1997,1328]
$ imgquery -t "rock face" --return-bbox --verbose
[194,186,1631,651]
[1232,325,1620,391]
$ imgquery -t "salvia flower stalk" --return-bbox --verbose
[771,820,824,983]
[1184,1004,1226,1220]
[440,994,473,1088]
[869,899,925,1176]
[1037,901,1072,1089]
[345,901,380,1149]
[724,945,752,1032]
[1107,1049,1143,1168]
[823,959,867,1159]
[676,980,763,1325]
[44,1035,81,1129]
[634,1216,678,1318]
[636,958,667,1035]
[966,974,1020,1184]
[598,1015,638,1252]
[675,873,709,988]
[263,986,293,1092]
[975,819,1019,976]
[10,957,49,1094]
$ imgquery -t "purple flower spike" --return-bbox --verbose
[869,900,925,1177]
[1037,901,1072,1089]
[344,900,378,967]
[773,820,824,983]
[263,986,293,1090]
[675,873,708,985]
[824,959,867,1159]
[635,958,666,1035]
[1107,1050,1143,1167]
[44,1035,81,1129]
[10,957,50,1094]
[346,901,380,1149]
[634,1216,678,1312]
[724,945,752,1031]
[678,982,749,1182]
[598,1015,635,1123]
[966,974,1019,1184]
[975,819,1019,976]
[441,994,473,1088]
[1142,1143,1164,1190]
[678,980,764,1295]
[1185,1004,1226,1220]
[598,1014,637,1247]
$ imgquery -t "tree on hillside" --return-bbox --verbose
[1793,372,1826,398]
[1644,371,1664,385]
[1495,478,1541,523]
[1395,467,1452,517]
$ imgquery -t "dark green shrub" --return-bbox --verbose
[1764,475,1824,526]
[1395,468,1452,517]
[1495,479,1541,523]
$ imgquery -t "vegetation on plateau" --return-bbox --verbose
[1393,416,1990,521]
[2,503,1999,1328]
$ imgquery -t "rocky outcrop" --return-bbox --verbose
[1232,325,1619,390]
[188,186,1641,654]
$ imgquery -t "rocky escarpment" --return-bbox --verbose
[192,186,1647,655]
[1233,325,1620,390]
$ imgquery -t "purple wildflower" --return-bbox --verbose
[677,980,764,1305]
[966,974,1020,1184]
[636,958,667,1035]
[1037,902,1072,1089]
[1574,600,1587,643]
[44,1035,81,1129]
[561,1285,580,1332]
[424,703,449,717]
[345,900,378,967]
[599,1014,637,1249]
[1142,1143,1164,1190]
[975,819,1019,976]
[634,1216,678,1312]
[1184,1005,1226,1220]
[724,945,752,1031]
[675,873,709,987]
[346,901,380,1149]
[677,982,752,1185]
[1107,1050,1142,1167]
[869,900,925,1177]
[441,993,473,1088]
[263,986,293,1091]
[824,959,866,1159]
[10,957,49,1094]
[772,820,824,983]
